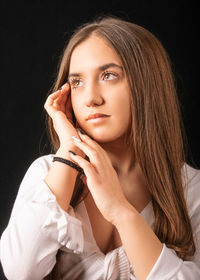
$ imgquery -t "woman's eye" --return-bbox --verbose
[103,72,117,81]
[70,79,83,89]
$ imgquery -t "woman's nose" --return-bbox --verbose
[85,83,104,107]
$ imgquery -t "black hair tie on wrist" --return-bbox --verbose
[53,156,83,173]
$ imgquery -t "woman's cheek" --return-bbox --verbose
[71,97,79,116]
[73,105,85,126]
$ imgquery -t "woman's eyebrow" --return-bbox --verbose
[98,63,123,72]
[68,63,123,79]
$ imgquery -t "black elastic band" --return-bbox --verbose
[53,156,83,173]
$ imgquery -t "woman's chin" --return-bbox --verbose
[88,132,124,144]
[80,125,126,143]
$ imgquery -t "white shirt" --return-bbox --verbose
[0,154,200,280]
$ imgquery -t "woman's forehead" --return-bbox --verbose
[69,35,122,73]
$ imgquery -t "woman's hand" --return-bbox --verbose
[44,83,83,150]
[69,131,132,225]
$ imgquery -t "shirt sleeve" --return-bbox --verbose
[0,155,84,280]
[147,165,200,280]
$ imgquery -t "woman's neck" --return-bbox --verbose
[99,136,136,176]
[99,136,151,213]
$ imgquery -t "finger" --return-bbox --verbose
[77,129,110,163]
[54,84,70,106]
[69,151,97,178]
[44,91,61,116]
[44,85,70,116]
[59,82,70,91]
[71,136,105,172]
[47,83,70,105]
[77,129,99,149]
[53,92,68,112]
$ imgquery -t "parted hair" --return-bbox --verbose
[45,15,195,279]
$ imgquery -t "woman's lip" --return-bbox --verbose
[87,114,110,120]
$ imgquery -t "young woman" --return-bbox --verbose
[1,16,200,280]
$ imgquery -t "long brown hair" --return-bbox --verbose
[45,15,195,279]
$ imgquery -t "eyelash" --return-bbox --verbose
[69,78,82,89]
[69,71,119,89]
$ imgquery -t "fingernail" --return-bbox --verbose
[61,84,67,89]
[72,136,81,142]
[68,150,76,156]
[77,128,86,135]
[58,83,67,90]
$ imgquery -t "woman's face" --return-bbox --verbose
[68,35,131,143]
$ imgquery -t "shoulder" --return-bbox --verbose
[31,153,54,167]
[20,154,55,186]
[182,163,200,232]
[26,154,54,173]
[15,154,55,200]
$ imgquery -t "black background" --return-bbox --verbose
[0,0,198,278]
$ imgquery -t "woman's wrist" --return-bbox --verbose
[56,142,85,160]
[112,203,139,228]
